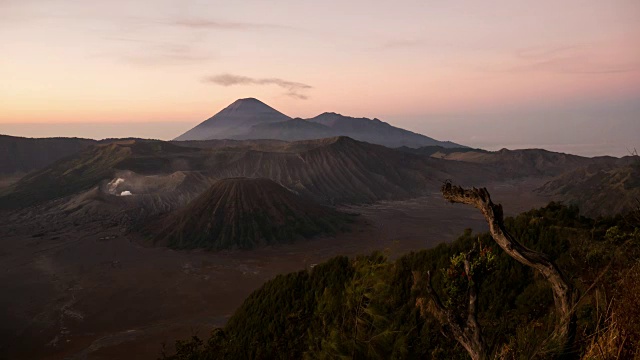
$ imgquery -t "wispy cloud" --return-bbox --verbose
[113,44,216,66]
[103,36,163,44]
[515,45,578,59]
[482,45,640,75]
[204,74,312,99]
[122,51,213,66]
[377,39,423,50]
[101,36,215,66]
[98,16,295,66]
[168,18,294,31]
[509,57,639,74]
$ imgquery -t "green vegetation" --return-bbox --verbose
[162,202,640,359]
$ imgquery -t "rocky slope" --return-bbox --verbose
[0,140,203,209]
[537,157,640,216]
[0,135,96,175]
[418,147,616,178]
[0,137,467,210]
[6,135,634,218]
[154,178,352,249]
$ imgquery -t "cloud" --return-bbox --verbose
[103,36,162,44]
[169,18,294,31]
[101,38,215,66]
[481,45,640,75]
[377,39,423,50]
[508,57,639,74]
[122,51,213,66]
[514,45,578,59]
[204,74,312,99]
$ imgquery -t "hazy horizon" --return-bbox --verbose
[2,94,639,157]
[1,0,639,156]
[1,121,635,159]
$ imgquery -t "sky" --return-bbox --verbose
[0,0,639,156]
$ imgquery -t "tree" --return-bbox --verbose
[413,183,576,359]
[413,242,494,360]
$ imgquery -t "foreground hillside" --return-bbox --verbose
[165,202,640,359]
[154,178,353,250]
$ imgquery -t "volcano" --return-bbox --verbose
[174,98,291,141]
[174,98,465,148]
[154,177,352,250]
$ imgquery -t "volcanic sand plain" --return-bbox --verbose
[0,178,550,359]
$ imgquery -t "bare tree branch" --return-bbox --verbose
[441,182,575,352]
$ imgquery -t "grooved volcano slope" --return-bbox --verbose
[211,136,449,204]
[155,178,351,250]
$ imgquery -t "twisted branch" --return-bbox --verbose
[441,182,575,351]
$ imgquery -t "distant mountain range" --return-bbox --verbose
[2,101,639,220]
[2,133,637,220]
[399,146,618,178]
[0,137,467,210]
[174,98,464,148]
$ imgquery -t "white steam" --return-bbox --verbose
[107,178,134,196]
[107,178,125,194]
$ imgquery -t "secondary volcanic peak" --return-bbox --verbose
[154,177,352,250]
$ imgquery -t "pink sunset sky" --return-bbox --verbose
[0,0,639,156]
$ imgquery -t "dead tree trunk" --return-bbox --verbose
[440,183,575,353]
[413,246,488,360]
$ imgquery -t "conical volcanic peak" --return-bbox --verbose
[174,98,291,141]
[154,177,351,250]
[225,97,275,111]
[211,98,290,127]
